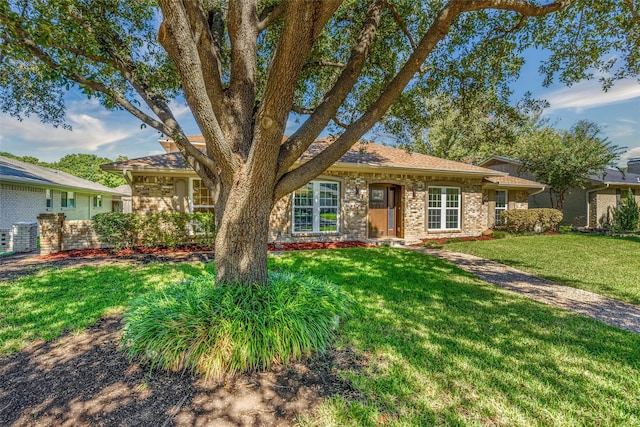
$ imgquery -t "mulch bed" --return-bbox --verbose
[38,240,371,261]
[0,241,371,283]
[0,242,370,426]
[0,316,364,427]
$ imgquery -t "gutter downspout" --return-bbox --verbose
[586,184,609,228]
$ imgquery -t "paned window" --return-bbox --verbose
[427,186,460,230]
[46,189,53,208]
[191,179,215,214]
[93,195,103,208]
[495,190,507,226]
[61,191,75,208]
[293,181,339,233]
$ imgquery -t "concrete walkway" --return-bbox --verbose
[405,246,640,334]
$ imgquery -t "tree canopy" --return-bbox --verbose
[1,0,638,284]
[516,120,623,210]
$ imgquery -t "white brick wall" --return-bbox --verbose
[0,184,115,230]
[0,184,46,230]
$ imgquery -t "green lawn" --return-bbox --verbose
[0,262,213,354]
[445,233,640,305]
[2,248,639,426]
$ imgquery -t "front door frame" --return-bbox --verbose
[368,183,403,238]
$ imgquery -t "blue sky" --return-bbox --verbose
[1,50,638,167]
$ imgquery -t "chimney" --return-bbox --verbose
[628,158,640,174]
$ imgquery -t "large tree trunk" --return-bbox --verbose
[213,176,273,286]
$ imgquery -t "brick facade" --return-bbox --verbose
[0,184,45,229]
[128,170,532,244]
[268,171,491,243]
[37,213,109,255]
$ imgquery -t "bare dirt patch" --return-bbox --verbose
[0,316,364,427]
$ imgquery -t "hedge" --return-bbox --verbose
[92,212,215,250]
[499,208,563,233]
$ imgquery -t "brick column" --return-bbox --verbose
[37,213,65,255]
[11,222,38,253]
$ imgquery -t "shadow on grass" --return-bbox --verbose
[272,248,640,426]
[0,262,214,354]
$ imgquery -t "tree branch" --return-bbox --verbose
[383,0,417,50]
[274,0,572,198]
[226,0,259,156]
[257,1,286,31]
[158,0,238,185]
[251,0,342,182]
[291,105,315,115]
[276,0,386,179]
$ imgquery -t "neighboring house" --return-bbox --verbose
[102,137,544,243]
[480,156,640,228]
[112,184,133,213]
[0,156,127,230]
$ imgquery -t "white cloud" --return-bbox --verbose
[609,118,639,138]
[544,79,640,113]
[168,99,192,119]
[0,100,157,161]
[621,147,640,164]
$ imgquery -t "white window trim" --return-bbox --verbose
[292,181,340,234]
[189,178,215,213]
[61,191,76,209]
[495,190,508,226]
[427,186,461,231]
[93,194,103,208]
[46,189,53,209]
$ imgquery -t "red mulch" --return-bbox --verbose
[39,241,371,262]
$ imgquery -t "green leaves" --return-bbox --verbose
[516,120,623,209]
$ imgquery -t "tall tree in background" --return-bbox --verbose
[377,89,549,163]
[517,120,623,210]
[55,153,127,188]
[0,151,127,187]
[1,0,638,285]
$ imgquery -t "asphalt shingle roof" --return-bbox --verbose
[103,138,509,177]
[0,156,126,195]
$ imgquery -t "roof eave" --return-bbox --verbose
[0,176,126,196]
[326,161,508,177]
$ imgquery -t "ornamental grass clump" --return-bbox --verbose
[122,271,351,379]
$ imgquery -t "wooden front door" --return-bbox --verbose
[368,184,402,237]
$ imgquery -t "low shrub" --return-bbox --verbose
[139,212,192,249]
[500,209,563,233]
[121,271,351,378]
[92,213,141,250]
[610,189,639,233]
[92,212,215,249]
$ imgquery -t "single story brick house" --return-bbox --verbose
[480,156,640,228]
[102,137,544,243]
[0,155,127,230]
